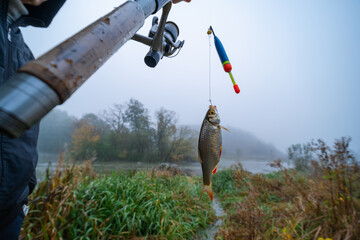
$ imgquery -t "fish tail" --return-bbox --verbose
[200,184,213,202]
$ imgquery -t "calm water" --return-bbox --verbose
[37,152,290,180]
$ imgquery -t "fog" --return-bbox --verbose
[21,0,360,153]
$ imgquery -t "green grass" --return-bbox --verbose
[212,169,244,211]
[68,172,214,239]
[21,161,215,240]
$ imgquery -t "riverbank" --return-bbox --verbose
[27,141,359,240]
[21,160,216,239]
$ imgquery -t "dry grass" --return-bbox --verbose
[214,137,360,240]
[20,154,96,240]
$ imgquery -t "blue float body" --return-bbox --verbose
[214,35,229,64]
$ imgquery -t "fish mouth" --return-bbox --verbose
[209,117,220,124]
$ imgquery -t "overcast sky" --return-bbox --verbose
[21,0,360,153]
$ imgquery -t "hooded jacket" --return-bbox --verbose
[0,0,65,230]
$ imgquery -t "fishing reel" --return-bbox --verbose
[131,2,184,67]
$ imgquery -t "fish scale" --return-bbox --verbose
[198,105,224,201]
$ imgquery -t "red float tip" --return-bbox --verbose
[234,84,240,94]
[223,63,232,73]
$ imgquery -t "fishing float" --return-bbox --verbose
[208,26,240,94]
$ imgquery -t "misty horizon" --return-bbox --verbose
[21,0,360,153]
[38,106,360,161]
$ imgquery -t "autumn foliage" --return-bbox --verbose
[70,99,197,163]
[71,120,100,160]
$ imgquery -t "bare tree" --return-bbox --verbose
[101,104,127,134]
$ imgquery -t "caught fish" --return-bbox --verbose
[198,105,228,201]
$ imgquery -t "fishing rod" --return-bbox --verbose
[208,26,240,94]
[0,0,185,138]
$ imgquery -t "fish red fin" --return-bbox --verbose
[219,146,222,159]
[212,166,218,175]
[200,185,213,202]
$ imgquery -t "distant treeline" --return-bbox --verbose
[38,99,197,162]
[38,99,287,162]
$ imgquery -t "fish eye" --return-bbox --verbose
[209,111,215,115]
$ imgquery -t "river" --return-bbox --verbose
[37,152,290,179]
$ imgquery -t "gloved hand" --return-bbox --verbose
[21,0,47,6]
[22,0,191,6]
[173,0,192,3]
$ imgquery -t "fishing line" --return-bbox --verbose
[208,33,212,105]
[208,0,213,106]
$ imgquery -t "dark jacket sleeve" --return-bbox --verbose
[19,0,66,28]
[28,171,37,194]
[0,0,65,231]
